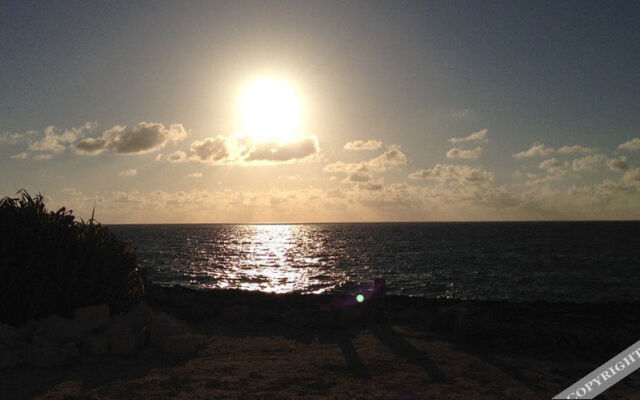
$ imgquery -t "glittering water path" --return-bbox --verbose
[110,221,640,302]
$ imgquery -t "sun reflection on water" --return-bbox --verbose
[203,224,331,293]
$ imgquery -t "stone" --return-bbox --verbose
[34,315,85,344]
[162,334,206,355]
[108,323,137,355]
[16,320,37,341]
[0,344,22,369]
[74,304,110,332]
[123,302,154,332]
[62,342,80,358]
[148,312,191,348]
[0,322,18,347]
[23,338,65,367]
[83,334,108,356]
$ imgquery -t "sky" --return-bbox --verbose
[1,0,639,223]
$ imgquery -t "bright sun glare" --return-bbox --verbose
[240,78,302,143]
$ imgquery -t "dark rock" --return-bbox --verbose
[74,304,110,332]
[108,321,137,355]
[0,322,18,348]
[123,302,154,332]
[34,315,85,344]
[84,334,109,355]
[23,338,65,367]
[62,342,80,358]
[16,320,37,341]
[162,334,206,354]
[0,344,22,369]
[149,312,191,348]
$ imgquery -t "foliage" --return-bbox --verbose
[0,190,145,325]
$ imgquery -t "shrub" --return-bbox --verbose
[0,190,146,325]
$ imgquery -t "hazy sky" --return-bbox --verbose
[1,1,639,223]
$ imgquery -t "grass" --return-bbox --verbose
[0,190,145,325]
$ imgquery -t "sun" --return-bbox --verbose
[240,77,302,143]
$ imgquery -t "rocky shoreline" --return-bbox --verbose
[2,284,640,399]
[147,284,640,360]
[0,300,206,370]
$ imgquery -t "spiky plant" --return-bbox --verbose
[0,190,145,325]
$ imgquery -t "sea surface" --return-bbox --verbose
[109,222,640,303]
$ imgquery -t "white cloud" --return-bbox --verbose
[324,147,408,185]
[513,143,555,158]
[451,109,470,118]
[446,146,482,160]
[623,168,640,183]
[324,161,361,174]
[33,153,53,161]
[346,164,372,183]
[367,147,409,170]
[409,163,494,183]
[558,145,594,154]
[0,131,36,145]
[538,158,568,174]
[344,140,382,151]
[570,154,605,171]
[358,181,384,191]
[525,174,565,186]
[187,172,203,178]
[606,156,630,172]
[75,122,188,155]
[119,169,138,176]
[10,152,29,159]
[449,129,488,143]
[619,138,640,151]
[167,150,188,163]
[28,122,96,153]
[44,175,640,223]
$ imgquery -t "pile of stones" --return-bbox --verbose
[0,303,206,369]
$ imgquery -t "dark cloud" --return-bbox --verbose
[75,122,187,155]
[189,136,229,162]
[245,136,318,162]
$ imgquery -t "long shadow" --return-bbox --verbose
[195,317,373,380]
[336,336,371,380]
[453,343,549,395]
[369,323,448,383]
[0,350,193,400]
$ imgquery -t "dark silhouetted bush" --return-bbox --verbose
[0,190,146,325]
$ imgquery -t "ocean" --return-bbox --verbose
[109,221,640,303]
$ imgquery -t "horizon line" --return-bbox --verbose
[105,219,640,226]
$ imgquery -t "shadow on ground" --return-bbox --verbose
[0,349,194,400]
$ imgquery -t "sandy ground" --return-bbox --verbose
[2,318,640,400]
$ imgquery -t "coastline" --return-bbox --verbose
[2,285,639,399]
